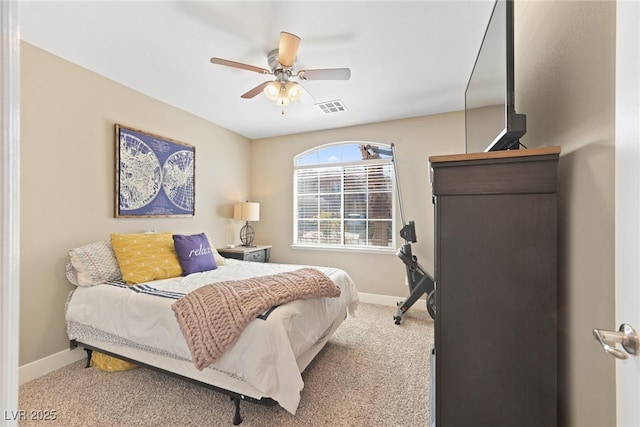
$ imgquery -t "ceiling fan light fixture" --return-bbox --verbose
[263,81,280,101]
[264,81,301,106]
[285,81,302,101]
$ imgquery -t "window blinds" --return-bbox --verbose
[294,162,394,247]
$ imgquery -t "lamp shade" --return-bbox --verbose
[234,202,260,222]
[285,81,302,101]
[263,81,280,101]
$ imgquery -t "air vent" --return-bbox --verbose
[315,100,347,114]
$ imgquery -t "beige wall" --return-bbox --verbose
[516,1,616,426]
[20,42,251,365]
[465,104,504,153]
[250,113,464,299]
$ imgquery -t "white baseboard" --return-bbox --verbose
[19,293,424,385]
[358,292,426,310]
[19,347,86,385]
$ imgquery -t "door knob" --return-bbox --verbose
[593,323,639,360]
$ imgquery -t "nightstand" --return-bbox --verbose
[217,245,272,263]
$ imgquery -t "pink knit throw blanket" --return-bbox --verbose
[171,268,341,371]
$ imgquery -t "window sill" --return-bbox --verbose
[290,244,397,255]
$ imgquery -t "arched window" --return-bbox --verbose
[293,142,395,250]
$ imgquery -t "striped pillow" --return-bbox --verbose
[66,240,122,287]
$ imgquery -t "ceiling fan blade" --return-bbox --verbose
[210,58,270,75]
[278,32,301,68]
[241,81,271,99]
[297,68,351,81]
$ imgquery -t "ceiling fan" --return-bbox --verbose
[210,32,351,110]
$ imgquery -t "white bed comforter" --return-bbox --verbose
[66,259,359,414]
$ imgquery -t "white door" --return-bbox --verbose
[613,1,640,425]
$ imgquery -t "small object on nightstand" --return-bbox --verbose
[217,245,271,263]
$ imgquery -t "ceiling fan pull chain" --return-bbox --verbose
[280,94,287,115]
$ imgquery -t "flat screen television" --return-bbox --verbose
[465,0,526,153]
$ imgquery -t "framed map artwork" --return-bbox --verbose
[115,124,195,217]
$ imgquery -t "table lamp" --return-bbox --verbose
[233,201,260,247]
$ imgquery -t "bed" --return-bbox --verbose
[64,233,359,424]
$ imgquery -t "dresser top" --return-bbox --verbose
[429,146,560,164]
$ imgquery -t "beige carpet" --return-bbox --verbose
[19,303,433,426]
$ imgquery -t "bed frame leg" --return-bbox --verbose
[231,397,243,425]
[84,348,93,368]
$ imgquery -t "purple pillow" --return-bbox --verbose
[172,233,217,275]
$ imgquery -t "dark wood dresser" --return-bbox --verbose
[429,147,560,427]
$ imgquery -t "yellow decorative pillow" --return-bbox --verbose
[91,351,138,372]
[110,232,182,284]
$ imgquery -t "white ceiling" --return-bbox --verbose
[20,1,495,140]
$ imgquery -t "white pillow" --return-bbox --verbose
[66,240,122,286]
[204,233,226,267]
